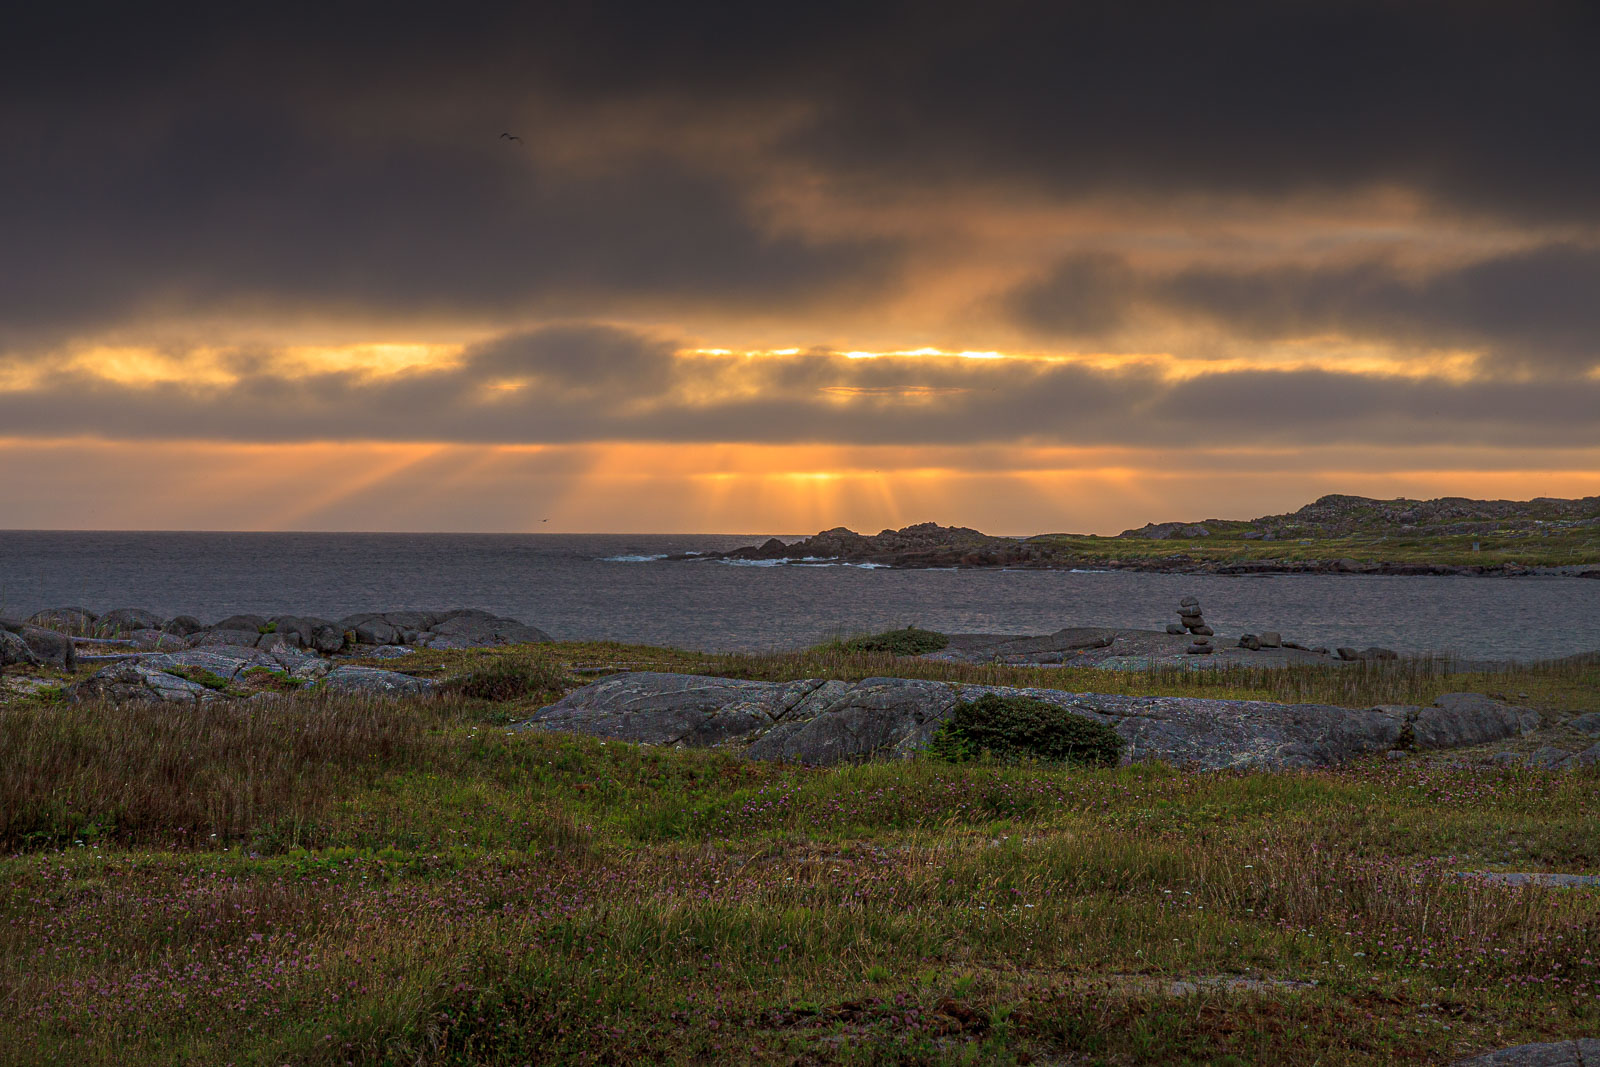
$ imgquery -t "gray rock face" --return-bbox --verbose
[1413,693,1541,750]
[126,629,187,651]
[19,626,76,669]
[354,619,399,645]
[521,673,1442,770]
[1526,746,1577,769]
[189,628,266,649]
[319,666,435,697]
[1569,713,1600,736]
[0,629,39,666]
[164,615,204,636]
[746,678,958,764]
[1566,742,1600,768]
[211,614,269,632]
[98,607,164,633]
[423,610,552,648]
[525,673,798,746]
[67,661,220,705]
[143,646,277,679]
[1453,1038,1600,1066]
[268,644,332,680]
[381,610,443,631]
[1456,872,1600,888]
[1338,646,1400,661]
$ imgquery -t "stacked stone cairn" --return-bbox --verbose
[1172,595,1215,654]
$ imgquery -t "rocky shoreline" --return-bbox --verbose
[1,605,549,666]
[0,605,554,700]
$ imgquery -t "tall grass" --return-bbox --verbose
[1,677,1598,1064]
[0,694,449,848]
[700,645,1600,709]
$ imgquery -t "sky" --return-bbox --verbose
[4,2,1600,534]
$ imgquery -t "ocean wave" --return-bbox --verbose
[600,553,669,563]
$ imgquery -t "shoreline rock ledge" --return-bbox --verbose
[518,673,1540,770]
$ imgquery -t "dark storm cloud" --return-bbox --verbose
[1007,243,1600,371]
[2,325,1597,449]
[0,5,903,342]
[7,1,1600,352]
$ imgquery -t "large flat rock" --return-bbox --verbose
[1453,1038,1600,1066]
[518,674,1537,769]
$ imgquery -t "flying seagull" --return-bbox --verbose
[499,132,522,143]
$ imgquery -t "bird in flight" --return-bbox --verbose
[500,132,522,143]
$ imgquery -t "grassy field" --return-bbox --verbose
[1025,527,1600,568]
[2,646,1598,1065]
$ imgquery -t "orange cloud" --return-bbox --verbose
[4,437,1598,534]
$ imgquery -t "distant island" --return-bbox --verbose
[699,494,1600,575]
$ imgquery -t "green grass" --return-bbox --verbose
[353,640,1600,719]
[1025,527,1600,567]
[2,646,1598,1064]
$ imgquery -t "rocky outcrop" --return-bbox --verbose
[1453,1038,1600,1066]
[26,607,97,634]
[67,661,221,704]
[1120,522,1212,539]
[98,607,164,633]
[63,643,433,703]
[1500,742,1600,771]
[319,666,436,697]
[1337,646,1399,662]
[17,626,76,669]
[12,605,552,656]
[0,630,39,667]
[1569,713,1600,736]
[1411,692,1542,749]
[184,607,555,653]
[418,609,552,649]
[125,629,187,651]
[708,522,1026,568]
[519,674,1541,770]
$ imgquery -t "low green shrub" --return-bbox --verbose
[840,626,949,656]
[927,692,1124,766]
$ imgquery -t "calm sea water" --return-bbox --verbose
[1,531,1596,660]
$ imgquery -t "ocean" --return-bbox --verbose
[2,531,1597,660]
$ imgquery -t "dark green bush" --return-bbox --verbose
[840,626,950,656]
[445,658,569,702]
[927,693,1124,766]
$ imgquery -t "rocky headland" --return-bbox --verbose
[697,494,1600,575]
